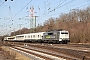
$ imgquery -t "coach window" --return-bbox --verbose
[28,36,30,38]
[33,35,35,38]
[38,35,39,38]
[31,35,32,38]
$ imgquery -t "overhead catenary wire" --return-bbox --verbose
[55,0,66,10]
[48,0,74,13]
[38,0,74,18]
[41,4,89,19]
[50,0,88,15]
[13,0,32,18]
[36,0,89,24]
[0,2,5,6]
[52,0,90,14]
[37,0,75,20]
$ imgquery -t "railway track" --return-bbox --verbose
[9,45,81,60]
[48,45,90,52]
[3,42,90,60]
[10,46,66,60]
[27,44,90,60]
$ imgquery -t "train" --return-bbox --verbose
[4,30,70,44]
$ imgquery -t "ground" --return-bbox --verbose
[0,49,10,60]
[0,46,31,60]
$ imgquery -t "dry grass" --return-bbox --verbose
[1,46,31,60]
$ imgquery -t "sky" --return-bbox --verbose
[0,0,90,36]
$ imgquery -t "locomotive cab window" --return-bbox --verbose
[61,32,68,34]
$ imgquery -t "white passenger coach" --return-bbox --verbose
[24,32,45,42]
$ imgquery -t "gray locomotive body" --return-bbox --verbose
[43,30,69,44]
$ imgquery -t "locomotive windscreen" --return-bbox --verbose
[61,32,68,34]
